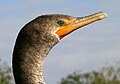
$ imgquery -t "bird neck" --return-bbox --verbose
[13,38,57,84]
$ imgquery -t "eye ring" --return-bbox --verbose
[57,20,64,26]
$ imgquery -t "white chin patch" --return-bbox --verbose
[53,27,60,41]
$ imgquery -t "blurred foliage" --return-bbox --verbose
[59,66,120,84]
[0,59,13,84]
[0,58,120,84]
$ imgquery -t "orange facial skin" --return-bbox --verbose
[56,12,107,39]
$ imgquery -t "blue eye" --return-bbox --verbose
[57,20,64,26]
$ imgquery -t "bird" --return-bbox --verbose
[12,12,107,84]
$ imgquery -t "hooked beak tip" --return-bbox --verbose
[98,12,108,20]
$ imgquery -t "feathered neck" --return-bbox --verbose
[12,21,58,84]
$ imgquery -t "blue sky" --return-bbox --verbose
[0,0,120,84]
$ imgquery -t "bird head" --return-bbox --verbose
[21,12,107,47]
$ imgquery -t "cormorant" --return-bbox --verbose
[12,12,107,84]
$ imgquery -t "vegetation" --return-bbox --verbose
[0,60,13,84]
[0,59,120,84]
[59,66,120,84]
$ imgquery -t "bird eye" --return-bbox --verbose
[57,20,64,26]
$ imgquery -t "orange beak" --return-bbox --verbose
[56,12,107,39]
